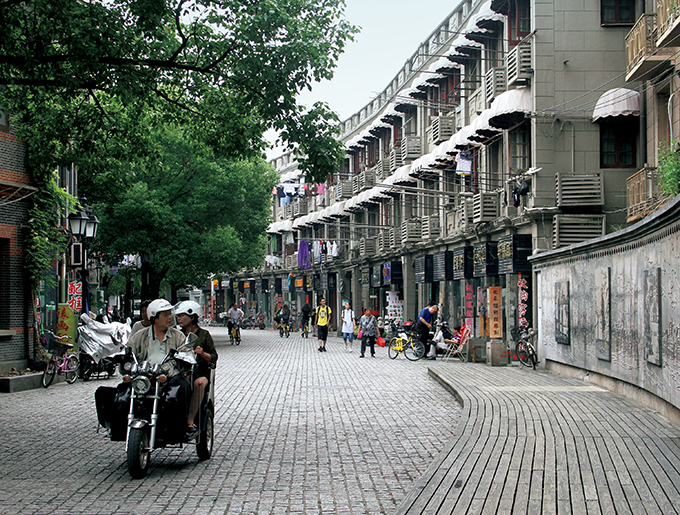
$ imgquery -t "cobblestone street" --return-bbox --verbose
[0,327,461,515]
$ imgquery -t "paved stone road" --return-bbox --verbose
[0,328,460,515]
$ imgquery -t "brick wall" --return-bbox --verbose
[0,114,34,362]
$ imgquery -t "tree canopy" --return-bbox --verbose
[0,0,357,287]
[95,126,276,296]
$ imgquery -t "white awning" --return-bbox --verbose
[488,87,532,128]
[393,164,416,185]
[452,33,484,51]
[592,88,641,121]
[292,215,308,230]
[428,56,462,74]
[380,102,401,122]
[451,125,475,150]
[473,1,505,28]
[469,109,501,142]
[267,220,293,234]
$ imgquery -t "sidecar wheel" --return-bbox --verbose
[127,427,150,479]
[196,410,214,461]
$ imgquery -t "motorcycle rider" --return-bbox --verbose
[174,300,217,438]
[126,298,190,427]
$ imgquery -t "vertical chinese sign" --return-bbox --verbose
[67,280,83,314]
[464,284,474,336]
[517,274,530,328]
[489,287,502,338]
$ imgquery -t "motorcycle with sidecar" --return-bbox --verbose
[95,332,215,478]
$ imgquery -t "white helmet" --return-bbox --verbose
[147,299,174,319]
[175,300,202,318]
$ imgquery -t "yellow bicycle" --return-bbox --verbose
[388,330,425,361]
[230,322,241,345]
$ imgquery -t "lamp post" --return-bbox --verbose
[67,199,99,315]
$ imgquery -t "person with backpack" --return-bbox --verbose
[341,302,355,352]
[315,297,332,352]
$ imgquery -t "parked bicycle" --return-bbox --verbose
[511,326,538,369]
[387,325,424,361]
[41,330,79,388]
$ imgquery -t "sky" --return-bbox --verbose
[266,0,462,159]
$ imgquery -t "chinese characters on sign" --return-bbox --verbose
[489,287,502,338]
[465,284,475,335]
[67,280,82,313]
[518,275,529,328]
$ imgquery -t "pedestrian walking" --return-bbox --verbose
[359,307,378,358]
[341,302,355,352]
[315,297,331,352]
[416,301,438,360]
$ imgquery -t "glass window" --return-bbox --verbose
[509,0,531,42]
[510,124,530,172]
[600,120,637,168]
[601,0,635,25]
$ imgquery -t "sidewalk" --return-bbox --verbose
[395,363,680,515]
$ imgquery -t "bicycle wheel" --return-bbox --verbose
[279,327,284,338]
[515,341,532,367]
[529,345,538,370]
[235,328,241,344]
[42,358,57,388]
[285,327,290,338]
[65,355,79,384]
[387,338,401,359]
[404,339,425,361]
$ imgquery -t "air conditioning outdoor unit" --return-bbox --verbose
[421,215,441,240]
[473,192,500,223]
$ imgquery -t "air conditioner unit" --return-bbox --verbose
[473,192,500,223]
[360,169,375,191]
[555,172,604,207]
[421,215,441,240]
[553,215,606,248]
[402,219,422,243]
[389,227,401,248]
[507,41,532,86]
[401,136,422,162]
[352,175,361,195]
[430,116,455,144]
[377,231,386,253]
[360,236,376,256]
[336,180,353,199]
[390,145,403,171]
[484,67,507,105]
[457,199,474,229]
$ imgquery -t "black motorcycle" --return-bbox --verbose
[79,352,117,381]
[95,334,215,478]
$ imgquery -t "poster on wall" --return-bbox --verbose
[555,281,570,344]
[595,267,611,361]
[644,268,662,366]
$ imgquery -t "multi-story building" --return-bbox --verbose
[232,0,676,354]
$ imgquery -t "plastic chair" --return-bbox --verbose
[443,327,471,362]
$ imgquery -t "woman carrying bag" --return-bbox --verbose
[359,308,378,358]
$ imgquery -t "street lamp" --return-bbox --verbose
[67,200,99,315]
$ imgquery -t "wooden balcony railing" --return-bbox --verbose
[656,0,680,47]
[626,166,669,222]
[625,13,673,81]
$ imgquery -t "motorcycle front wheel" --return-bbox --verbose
[196,409,214,461]
[80,358,93,381]
[127,427,150,479]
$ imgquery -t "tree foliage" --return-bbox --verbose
[95,126,277,293]
[0,0,356,287]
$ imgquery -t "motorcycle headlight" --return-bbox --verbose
[161,362,172,374]
[123,362,133,372]
[132,376,152,395]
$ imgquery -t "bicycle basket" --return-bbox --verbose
[510,327,522,342]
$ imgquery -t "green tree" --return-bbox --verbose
[96,126,277,299]
[0,0,356,287]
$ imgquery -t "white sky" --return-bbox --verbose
[266,0,461,159]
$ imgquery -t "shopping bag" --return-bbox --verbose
[376,336,386,347]
[357,330,363,339]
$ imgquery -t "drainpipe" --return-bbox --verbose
[668,91,676,148]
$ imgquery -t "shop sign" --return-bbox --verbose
[371,266,382,288]
[473,242,498,277]
[305,275,313,291]
[382,261,403,284]
[57,303,77,345]
[433,251,453,281]
[464,283,475,319]
[414,255,434,284]
[452,246,473,280]
[320,273,329,291]
[360,267,370,287]
[295,277,304,289]
[232,280,238,291]
[518,274,530,328]
[489,286,502,338]
[498,235,532,274]
[67,280,82,313]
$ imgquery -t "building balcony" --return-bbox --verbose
[655,0,680,49]
[625,13,673,82]
[626,166,670,222]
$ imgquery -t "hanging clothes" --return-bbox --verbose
[316,183,325,195]
[298,240,311,269]
[455,152,473,176]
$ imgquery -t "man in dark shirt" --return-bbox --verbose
[416,302,438,360]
